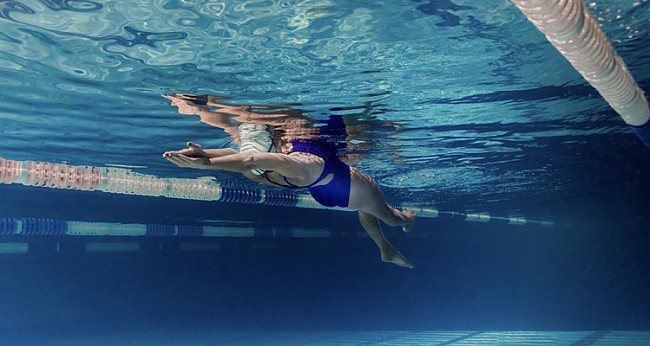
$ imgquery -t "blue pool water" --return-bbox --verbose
[1,0,650,344]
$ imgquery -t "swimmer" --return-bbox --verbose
[162,94,416,268]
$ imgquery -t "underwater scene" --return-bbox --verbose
[1,0,650,344]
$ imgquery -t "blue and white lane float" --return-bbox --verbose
[0,158,553,227]
[511,0,650,147]
[0,215,551,255]
[0,217,359,255]
[0,218,333,238]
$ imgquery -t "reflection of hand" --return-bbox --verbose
[173,93,225,106]
[173,93,208,105]
[161,94,209,115]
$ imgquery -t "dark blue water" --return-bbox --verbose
[1,170,650,343]
[1,0,650,344]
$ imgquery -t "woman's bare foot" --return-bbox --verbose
[402,208,416,233]
[381,244,414,269]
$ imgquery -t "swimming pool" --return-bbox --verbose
[1,0,649,344]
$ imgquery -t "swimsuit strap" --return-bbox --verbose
[281,166,331,188]
[262,171,294,188]
[263,167,329,189]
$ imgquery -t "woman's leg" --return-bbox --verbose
[348,168,416,231]
[349,168,415,268]
[358,210,414,269]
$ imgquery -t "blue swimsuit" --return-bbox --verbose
[264,139,351,208]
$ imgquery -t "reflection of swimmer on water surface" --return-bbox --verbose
[162,94,416,269]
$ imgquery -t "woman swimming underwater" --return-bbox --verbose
[162,94,416,268]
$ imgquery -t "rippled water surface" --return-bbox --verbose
[1,0,649,217]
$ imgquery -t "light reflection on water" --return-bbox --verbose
[0,0,648,211]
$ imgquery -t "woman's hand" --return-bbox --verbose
[163,142,207,157]
[163,152,211,170]
[163,142,212,169]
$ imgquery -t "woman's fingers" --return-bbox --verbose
[180,154,209,169]
[187,142,204,152]
[164,153,208,169]
[186,142,207,156]
[163,153,186,167]
[163,142,202,156]
[175,147,196,156]
[163,142,209,167]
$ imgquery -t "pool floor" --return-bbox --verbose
[6,330,650,345]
